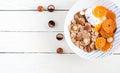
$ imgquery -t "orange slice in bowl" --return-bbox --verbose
[101,42,112,52]
[93,6,107,18]
[107,10,116,21]
[100,28,114,38]
[101,19,116,33]
[95,37,106,50]
[94,23,102,32]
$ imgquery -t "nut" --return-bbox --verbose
[74,36,81,41]
[71,38,76,43]
[74,14,79,20]
[90,42,95,50]
[70,33,76,38]
[77,18,85,25]
[48,20,55,28]
[84,23,92,31]
[79,41,85,47]
[82,30,90,38]
[47,5,55,12]
[56,33,64,40]
[83,38,90,46]
[71,19,76,24]
[57,48,63,54]
[72,25,78,31]
[107,37,113,43]
[79,46,84,50]
[37,6,44,12]
[86,45,94,52]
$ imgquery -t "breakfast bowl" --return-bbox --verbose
[64,0,120,60]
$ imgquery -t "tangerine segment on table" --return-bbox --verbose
[101,42,112,52]
[95,37,106,50]
[93,6,107,18]
[100,28,114,38]
[101,19,116,33]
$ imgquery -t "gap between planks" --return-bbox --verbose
[0,52,117,55]
[0,31,63,32]
[0,52,75,54]
[0,9,69,11]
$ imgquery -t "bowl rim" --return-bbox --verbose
[64,0,120,60]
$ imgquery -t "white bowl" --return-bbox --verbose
[64,0,120,60]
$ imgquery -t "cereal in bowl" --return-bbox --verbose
[68,6,116,53]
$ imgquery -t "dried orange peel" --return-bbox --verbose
[93,6,116,52]
[93,6,107,18]
[94,23,102,32]
[101,19,116,33]
[100,28,114,38]
[95,37,106,50]
[101,42,112,52]
[107,10,116,21]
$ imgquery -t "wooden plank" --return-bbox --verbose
[0,32,73,53]
[0,0,78,10]
[0,11,67,31]
[0,31,119,53]
[0,54,120,73]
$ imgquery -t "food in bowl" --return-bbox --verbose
[68,6,116,53]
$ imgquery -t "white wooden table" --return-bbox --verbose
[0,0,120,73]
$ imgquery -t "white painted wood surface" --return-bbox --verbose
[0,11,67,31]
[0,0,120,73]
[0,0,77,10]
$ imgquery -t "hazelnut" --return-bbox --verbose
[86,45,94,52]
[37,6,44,12]
[56,33,64,40]
[48,20,55,28]
[90,42,95,49]
[71,19,76,24]
[107,37,113,43]
[72,25,78,31]
[70,33,76,38]
[76,12,82,17]
[79,41,85,47]
[71,38,76,43]
[84,23,91,31]
[74,14,79,20]
[74,36,81,41]
[75,41,80,47]
[83,38,90,46]
[79,46,84,50]
[57,48,63,54]
[82,30,90,38]
[77,18,85,25]
[47,5,55,12]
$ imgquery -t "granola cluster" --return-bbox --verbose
[68,11,99,52]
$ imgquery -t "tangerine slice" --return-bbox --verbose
[101,19,116,33]
[101,42,112,52]
[94,23,102,32]
[95,37,106,50]
[100,28,114,38]
[107,10,116,21]
[93,6,107,18]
